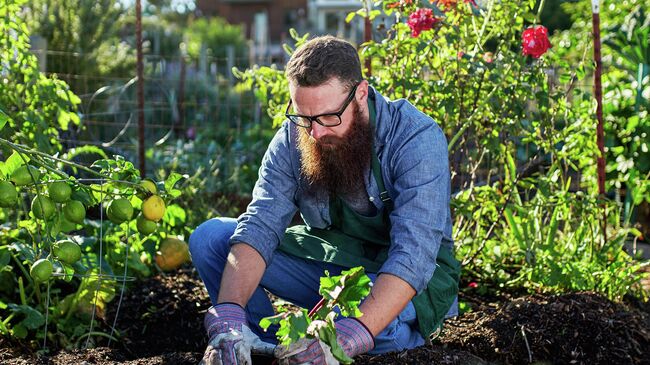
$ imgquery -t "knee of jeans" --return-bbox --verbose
[372,318,423,354]
[189,218,235,266]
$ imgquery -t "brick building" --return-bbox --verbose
[195,0,309,45]
[195,0,368,60]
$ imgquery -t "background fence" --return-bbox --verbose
[29,45,599,198]
[31,47,274,179]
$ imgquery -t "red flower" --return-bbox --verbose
[468,282,478,288]
[521,25,552,58]
[407,8,440,37]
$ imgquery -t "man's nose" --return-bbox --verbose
[309,122,328,141]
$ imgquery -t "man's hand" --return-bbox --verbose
[275,318,374,365]
[200,303,275,365]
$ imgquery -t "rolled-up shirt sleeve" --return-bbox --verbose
[378,120,451,294]
[229,122,298,265]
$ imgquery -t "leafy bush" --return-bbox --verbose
[22,0,136,93]
[184,17,248,71]
[1,0,81,155]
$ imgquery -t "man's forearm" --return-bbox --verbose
[216,242,267,307]
[357,273,416,336]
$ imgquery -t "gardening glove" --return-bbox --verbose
[200,303,275,365]
[275,318,374,365]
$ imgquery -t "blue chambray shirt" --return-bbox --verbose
[230,86,454,294]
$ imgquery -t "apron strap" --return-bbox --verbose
[368,90,393,210]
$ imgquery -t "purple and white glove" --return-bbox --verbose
[200,303,275,365]
[275,318,375,365]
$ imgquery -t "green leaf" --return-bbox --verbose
[0,247,11,267]
[163,204,186,227]
[289,28,299,40]
[504,207,525,247]
[544,204,560,248]
[0,109,9,132]
[259,313,285,330]
[12,324,27,339]
[274,309,311,346]
[523,12,537,23]
[163,172,187,194]
[318,326,354,364]
[369,10,382,20]
[2,151,28,177]
[49,214,62,238]
[72,261,88,275]
[7,304,45,329]
[8,242,37,262]
[56,261,76,282]
[319,267,371,318]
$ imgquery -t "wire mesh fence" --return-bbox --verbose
[29,46,599,196]
[30,48,275,176]
[34,178,138,351]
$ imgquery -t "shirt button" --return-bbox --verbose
[369,197,375,202]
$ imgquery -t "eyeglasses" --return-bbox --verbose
[285,83,360,128]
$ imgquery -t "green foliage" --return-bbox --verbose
[319,267,372,318]
[0,0,197,348]
[22,0,135,92]
[0,0,81,155]
[232,28,314,128]
[554,2,649,212]
[0,52,185,349]
[143,17,184,56]
[234,65,289,128]
[148,125,271,226]
[184,17,247,66]
[0,141,187,345]
[260,267,371,364]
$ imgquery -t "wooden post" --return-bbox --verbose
[592,0,607,241]
[136,0,145,176]
[364,0,372,76]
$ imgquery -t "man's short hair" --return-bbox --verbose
[285,35,362,91]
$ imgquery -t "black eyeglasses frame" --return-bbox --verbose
[284,82,360,128]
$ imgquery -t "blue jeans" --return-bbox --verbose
[189,217,447,354]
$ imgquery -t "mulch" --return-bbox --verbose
[1,266,648,364]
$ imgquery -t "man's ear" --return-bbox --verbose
[356,80,370,103]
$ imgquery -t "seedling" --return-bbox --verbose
[260,266,372,364]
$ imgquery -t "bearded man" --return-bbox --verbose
[190,35,460,365]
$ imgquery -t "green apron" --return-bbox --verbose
[278,95,460,340]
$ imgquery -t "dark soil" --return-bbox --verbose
[1,267,648,365]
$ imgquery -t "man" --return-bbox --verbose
[190,35,460,365]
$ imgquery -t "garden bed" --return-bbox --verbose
[1,267,648,365]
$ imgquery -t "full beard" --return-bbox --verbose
[297,102,373,197]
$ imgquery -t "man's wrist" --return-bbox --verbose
[336,318,375,356]
[215,301,245,309]
[205,303,248,339]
